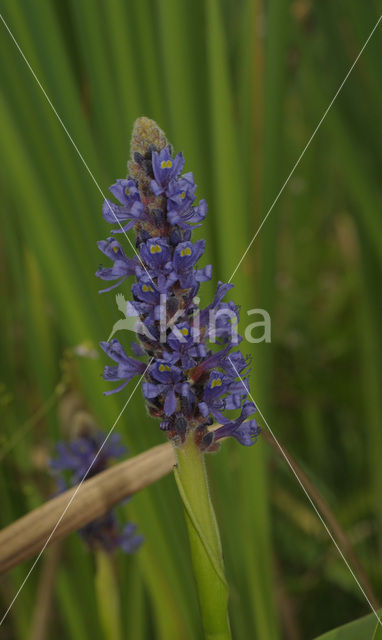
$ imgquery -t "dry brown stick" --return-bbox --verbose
[0,443,175,574]
[262,430,380,610]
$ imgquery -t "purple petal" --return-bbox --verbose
[164,388,177,416]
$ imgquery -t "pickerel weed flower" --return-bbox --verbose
[97,117,260,451]
[50,431,143,553]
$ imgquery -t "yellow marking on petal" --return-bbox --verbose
[142,284,154,292]
[125,187,130,196]
[166,160,172,168]
[159,364,170,372]
[180,246,192,257]
[180,191,186,199]
[211,378,222,388]
[112,246,119,253]
[180,327,189,336]
[150,244,162,254]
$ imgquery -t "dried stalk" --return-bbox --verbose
[0,443,175,574]
[262,430,380,610]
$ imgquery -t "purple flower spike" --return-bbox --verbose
[97,117,260,450]
[49,431,143,554]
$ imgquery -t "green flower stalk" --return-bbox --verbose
[95,550,123,640]
[175,434,231,639]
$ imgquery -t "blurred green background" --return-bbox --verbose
[1,1,382,639]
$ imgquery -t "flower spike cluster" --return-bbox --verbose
[97,117,260,450]
[50,432,143,553]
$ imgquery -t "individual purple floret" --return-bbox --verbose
[150,147,185,195]
[100,339,147,395]
[212,402,261,446]
[49,431,143,553]
[97,117,260,451]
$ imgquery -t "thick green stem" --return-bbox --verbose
[95,550,122,640]
[174,435,231,640]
